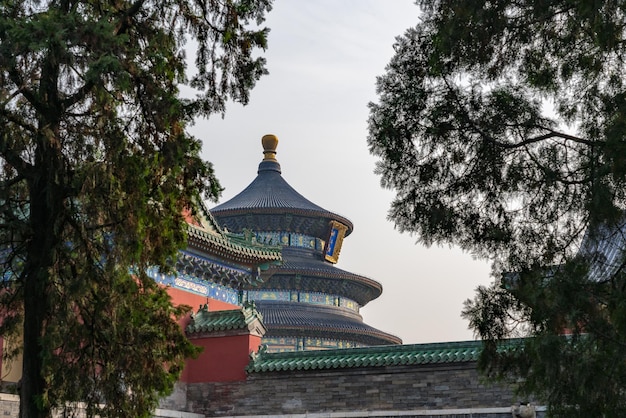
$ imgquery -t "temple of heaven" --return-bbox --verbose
[211,134,401,352]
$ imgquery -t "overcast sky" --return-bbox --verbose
[192,0,493,345]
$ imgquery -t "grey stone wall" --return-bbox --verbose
[184,362,539,417]
[0,362,540,418]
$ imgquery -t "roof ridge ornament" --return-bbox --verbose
[258,134,281,174]
[261,134,279,161]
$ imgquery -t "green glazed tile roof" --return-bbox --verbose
[187,302,264,335]
[186,199,282,266]
[247,340,485,373]
[187,225,282,265]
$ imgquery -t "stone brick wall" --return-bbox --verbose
[184,362,540,417]
[0,362,542,417]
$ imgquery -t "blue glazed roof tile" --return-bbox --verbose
[256,301,402,345]
[211,141,353,236]
[579,219,626,282]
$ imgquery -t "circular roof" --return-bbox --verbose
[253,247,382,305]
[211,135,353,238]
[257,301,402,346]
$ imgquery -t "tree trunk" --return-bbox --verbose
[20,261,49,418]
[20,128,64,418]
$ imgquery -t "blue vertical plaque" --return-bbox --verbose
[324,220,348,263]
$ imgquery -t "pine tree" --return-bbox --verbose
[0,0,272,416]
[368,2,626,416]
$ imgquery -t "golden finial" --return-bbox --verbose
[261,134,279,161]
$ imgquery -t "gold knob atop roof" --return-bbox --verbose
[262,134,279,161]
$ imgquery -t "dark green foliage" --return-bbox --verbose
[368,1,626,416]
[0,0,271,417]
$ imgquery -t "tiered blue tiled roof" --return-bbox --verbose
[210,135,400,350]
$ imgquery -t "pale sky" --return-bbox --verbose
[192,0,493,344]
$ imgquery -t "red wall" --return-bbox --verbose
[165,286,261,383]
[165,286,239,329]
[182,334,263,382]
[166,286,239,312]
